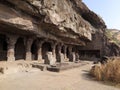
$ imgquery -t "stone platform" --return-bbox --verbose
[0,61,89,75]
[31,61,88,72]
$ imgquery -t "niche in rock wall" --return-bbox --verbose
[61,46,64,54]
[15,37,25,60]
[79,50,100,60]
[31,39,38,60]
[66,47,69,59]
[42,42,52,61]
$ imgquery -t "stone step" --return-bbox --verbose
[31,63,48,71]
[47,62,88,72]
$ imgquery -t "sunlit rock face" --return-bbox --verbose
[0,0,106,45]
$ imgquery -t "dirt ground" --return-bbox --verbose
[0,61,119,90]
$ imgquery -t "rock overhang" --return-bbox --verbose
[0,0,106,46]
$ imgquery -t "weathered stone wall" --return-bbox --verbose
[15,38,25,60]
[78,29,120,59]
[0,0,107,63]
[78,29,106,58]
[0,0,106,45]
[105,29,120,56]
[104,38,120,57]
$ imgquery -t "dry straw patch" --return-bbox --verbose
[90,57,120,83]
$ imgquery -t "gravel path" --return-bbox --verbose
[0,61,119,90]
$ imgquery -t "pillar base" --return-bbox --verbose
[25,52,32,61]
[7,50,15,61]
[60,53,65,63]
[38,59,44,63]
[7,57,15,61]
[69,52,76,62]
[38,54,42,61]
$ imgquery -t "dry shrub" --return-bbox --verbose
[90,57,120,83]
[90,65,101,80]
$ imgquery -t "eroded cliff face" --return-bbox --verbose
[105,29,120,56]
[0,0,106,45]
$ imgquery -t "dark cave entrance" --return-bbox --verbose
[79,50,100,60]
[31,40,38,60]
[15,37,25,60]
[42,42,52,64]
[0,34,7,61]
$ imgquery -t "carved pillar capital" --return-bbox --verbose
[37,40,45,48]
[57,43,62,51]
[68,46,73,52]
[51,41,57,49]
[6,35,18,46]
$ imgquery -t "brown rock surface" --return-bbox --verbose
[105,29,120,56]
[0,0,106,45]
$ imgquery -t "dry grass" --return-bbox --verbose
[90,57,120,83]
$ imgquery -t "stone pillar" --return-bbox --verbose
[72,52,76,62]
[63,45,67,61]
[68,46,74,62]
[51,42,57,57]
[7,35,18,61]
[75,48,80,62]
[37,41,44,61]
[50,42,57,65]
[25,38,33,61]
[75,52,80,62]
[57,44,64,63]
